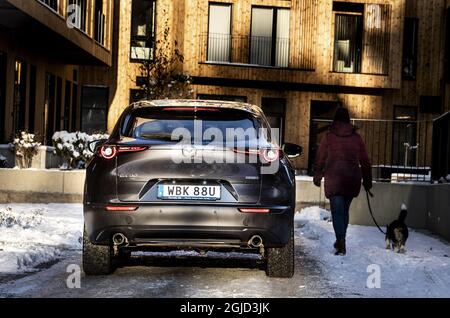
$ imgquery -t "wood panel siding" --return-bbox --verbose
[182,0,405,90]
[77,0,446,170]
[295,0,317,70]
[362,4,391,75]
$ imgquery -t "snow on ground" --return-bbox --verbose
[0,204,83,274]
[295,206,450,297]
[1,203,450,297]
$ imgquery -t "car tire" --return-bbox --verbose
[265,227,294,278]
[83,227,113,275]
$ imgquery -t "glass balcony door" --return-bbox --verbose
[250,7,290,67]
[207,4,232,62]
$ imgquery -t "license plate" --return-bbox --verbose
[157,185,221,201]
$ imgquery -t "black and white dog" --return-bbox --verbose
[385,204,409,253]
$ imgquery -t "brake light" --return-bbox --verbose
[117,146,148,153]
[239,208,270,213]
[105,205,139,212]
[98,145,148,160]
[232,148,280,163]
[261,148,279,163]
[162,107,220,112]
[99,146,118,160]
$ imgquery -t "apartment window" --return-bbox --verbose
[64,81,72,131]
[197,94,247,103]
[131,0,156,61]
[71,83,78,131]
[81,86,109,133]
[13,60,27,134]
[445,9,450,82]
[28,65,37,133]
[0,51,6,143]
[55,77,63,131]
[402,18,418,80]
[44,73,56,145]
[39,0,58,12]
[94,0,105,45]
[207,3,232,62]
[68,0,87,32]
[250,7,290,67]
[332,2,363,73]
[130,89,147,103]
[261,98,286,145]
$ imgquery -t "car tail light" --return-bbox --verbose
[105,205,139,212]
[261,148,280,163]
[98,145,148,160]
[99,146,118,160]
[232,148,280,164]
[239,208,270,213]
[117,146,148,153]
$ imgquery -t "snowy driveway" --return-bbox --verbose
[0,204,450,298]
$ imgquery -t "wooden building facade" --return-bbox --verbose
[2,0,449,172]
[0,0,114,144]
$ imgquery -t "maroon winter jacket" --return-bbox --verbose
[313,122,372,199]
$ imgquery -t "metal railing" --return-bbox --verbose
[431,112,450,181]
[200,33,291,68]
[95,11,105,45]
[310,119,434,183]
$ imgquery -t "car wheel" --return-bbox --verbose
[265,227,294,278]
[83,227,113,275]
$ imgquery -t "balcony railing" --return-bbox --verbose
[95,11,105,46]
[199,33,293,69]
[310,119,434,183]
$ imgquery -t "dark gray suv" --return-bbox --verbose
[83,100,302,277]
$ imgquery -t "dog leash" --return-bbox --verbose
[365,189,386,235]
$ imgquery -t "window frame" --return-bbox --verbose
[331,10,364,74]
[206,2,233,63]
[80,85,109,134]
[38,0,59,14]
[130,0,157,62]
[67,0,88,33]
[249,5,291,67]
[402,17,419,80]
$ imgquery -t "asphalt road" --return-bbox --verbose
[0,235,341,298]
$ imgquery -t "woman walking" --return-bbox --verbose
[313,108,372,255]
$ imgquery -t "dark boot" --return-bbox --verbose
[334,239,346,256]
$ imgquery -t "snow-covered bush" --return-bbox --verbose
[52,131,109,169]
[11,131,41,169]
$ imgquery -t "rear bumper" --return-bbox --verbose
[84,203,294,248]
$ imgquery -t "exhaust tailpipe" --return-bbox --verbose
[112,233,128,246]
[248,235,263,248]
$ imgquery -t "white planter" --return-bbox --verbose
[0,144,64,169]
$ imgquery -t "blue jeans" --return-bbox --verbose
[330,196,353,241]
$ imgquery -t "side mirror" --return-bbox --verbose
[88,139,107,153]
[282,143,303,159]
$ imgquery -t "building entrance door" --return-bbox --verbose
[308,100,342,174]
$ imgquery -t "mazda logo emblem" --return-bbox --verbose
[182,146,197,158]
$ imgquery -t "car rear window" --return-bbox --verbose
[121,107,263,145]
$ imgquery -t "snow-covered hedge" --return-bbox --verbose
[11,131,41,169]
[52,131,109,169]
